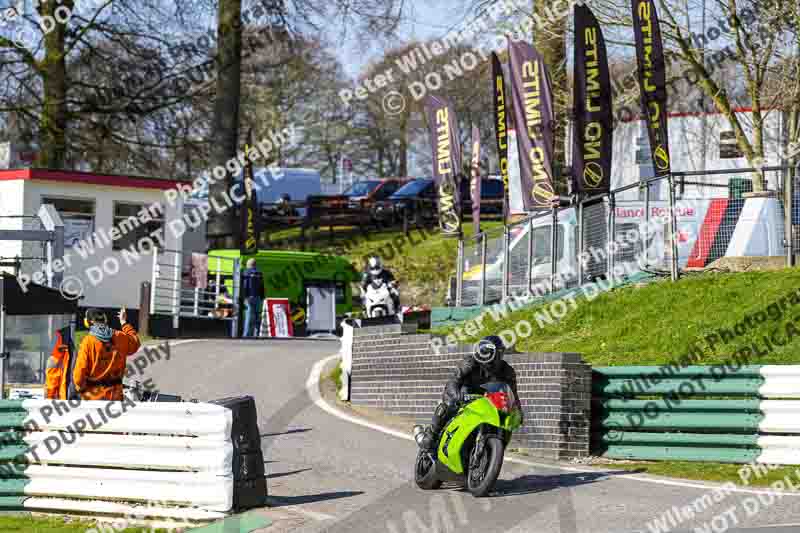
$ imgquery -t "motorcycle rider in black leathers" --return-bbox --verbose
[419,335,522,452]
[360,256,400,312]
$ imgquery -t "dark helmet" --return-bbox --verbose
[473,335,505,368]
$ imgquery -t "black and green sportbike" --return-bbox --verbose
[413,382,523,497]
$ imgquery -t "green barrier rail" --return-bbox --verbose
[599,399,762,412]
[596,431,760,447]
[600,445,761,463]
[593,365,765,397]
[591,365,795,464]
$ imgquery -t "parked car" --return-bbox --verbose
[459,177,505,217]
[343,178,408,209]
[373,178,436,223]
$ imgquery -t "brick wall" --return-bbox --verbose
[349,323,592,460]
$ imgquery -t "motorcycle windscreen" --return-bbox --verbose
[481,381,516,405]
[437,397,501,474]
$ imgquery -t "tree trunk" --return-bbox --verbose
[36,0,73,169]
[207,0,243,250]
[532,0,568,194]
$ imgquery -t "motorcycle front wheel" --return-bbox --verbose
[414,451,442,490]
[467,437,504,497]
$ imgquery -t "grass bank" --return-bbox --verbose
[0,515,170,532]
[434,269,800,366]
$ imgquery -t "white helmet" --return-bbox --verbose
[368,256,382,276]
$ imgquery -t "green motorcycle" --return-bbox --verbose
[413,382,523,497]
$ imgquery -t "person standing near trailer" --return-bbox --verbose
[242,258,266,337]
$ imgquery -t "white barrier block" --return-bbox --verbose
[20,432,232,474]
[20,400,232,440]
[24,465,233,512]
[22,497,227,523]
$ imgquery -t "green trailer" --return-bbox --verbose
[207,249,360,321]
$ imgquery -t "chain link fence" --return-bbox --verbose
[455,167,793,306]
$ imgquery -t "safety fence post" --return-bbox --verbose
[479,232,487,307]
[172,250,180,331]
[668,174,680,282]
[607,192,616,280]
[577,197,584,285]
[150,247,158,315]
[527,216,534,297]
[786,165,795,267]
[0,294,5,400]
[456,238,464,307]
[643,180,650,269]
[551,208,559,294]
[232,257,241,338]
[502,225,510,301]
[139,282,151,338]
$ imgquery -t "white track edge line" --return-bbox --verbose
[307,354,800,497]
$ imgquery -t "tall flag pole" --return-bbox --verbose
[573,4,613,196]
[240,128,259,255]
[632,0,671,177]
[507,38,557,212]
[470,124,482,236]
[491,52,510,224]
[424,95,463,237]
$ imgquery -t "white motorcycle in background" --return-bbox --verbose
[364,279,398,318]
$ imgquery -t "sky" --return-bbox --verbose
[336,0,474,79]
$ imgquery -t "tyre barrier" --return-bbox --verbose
[0,395,266,525]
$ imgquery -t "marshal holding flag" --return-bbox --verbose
[240,129,260,255]
[507,39,557,212]
[632,0,671,177]
[572,4,613,196]
[424,95,462,236]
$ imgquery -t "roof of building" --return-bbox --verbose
[0,168,187,191]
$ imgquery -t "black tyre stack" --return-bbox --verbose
[211,396,268,510]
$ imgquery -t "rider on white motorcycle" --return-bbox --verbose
[360,256,400,312]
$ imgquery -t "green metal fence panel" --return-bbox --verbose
[0,495,28,510]
[0,478,30,494]
[594,431,760,447]
[0,413,32,429]
[598,411,764,431]
[599,399,762,412]
[593,366,764,378]
[593,378,764,397]
[592,364,800,464]
[602,445,761,463]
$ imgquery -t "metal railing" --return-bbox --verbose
[151,248,241,334]
[454,166,794,307]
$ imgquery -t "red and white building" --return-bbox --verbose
[0,168,195,309]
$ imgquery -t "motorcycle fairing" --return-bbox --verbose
[437,397,500,474]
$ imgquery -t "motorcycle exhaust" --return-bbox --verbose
[413,425,425,447]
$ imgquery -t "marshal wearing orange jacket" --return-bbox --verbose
[74,308,141,401]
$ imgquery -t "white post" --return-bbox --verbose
[150,247,158,314]
[172,250,180,330]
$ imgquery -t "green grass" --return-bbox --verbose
[268,221,504,306]
[434,269,800,366]
[592,461,800,489]
[0,516,170,532]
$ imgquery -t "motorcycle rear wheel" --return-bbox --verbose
[467,437,504,497]
[414,451,442,490]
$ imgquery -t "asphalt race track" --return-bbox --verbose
[143,340,800,533]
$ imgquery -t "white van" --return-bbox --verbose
[461,200,709,300]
